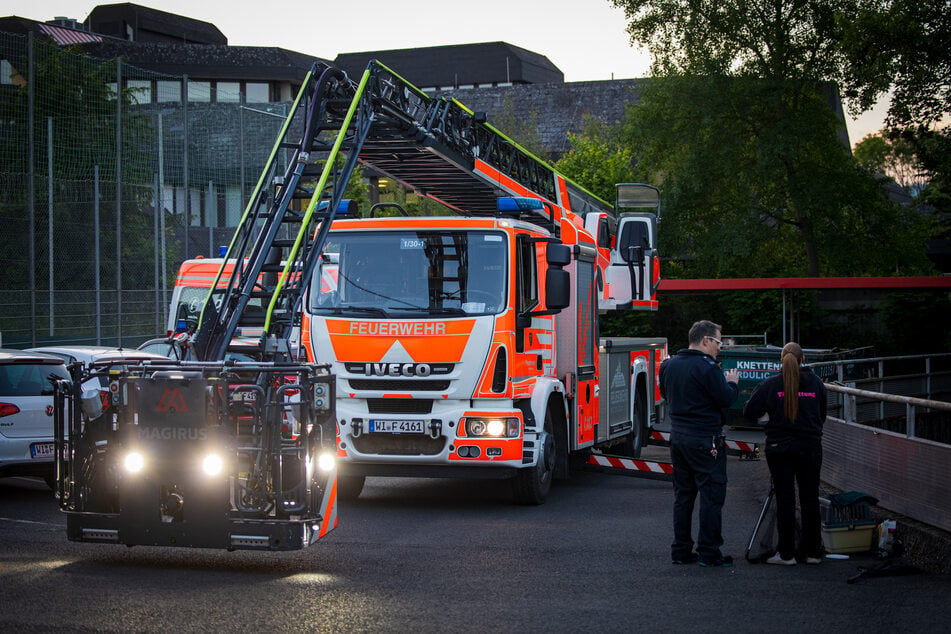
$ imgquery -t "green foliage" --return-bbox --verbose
[554,115,639,203]
[611,0,850,81]
[838,0,951,130]
[853,132,927,191]
[0,42,161,293]
[594,0,946,352]
[621,75,934,278]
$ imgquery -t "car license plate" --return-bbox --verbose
[368,419,424,434]
[30,442,55,459]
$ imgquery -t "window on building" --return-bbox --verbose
[126,80,152,105]
[1,59,13,85]
[157,80,181,103]
[216,81,241,103]
[188,81,211,102]
[245,82,269,103]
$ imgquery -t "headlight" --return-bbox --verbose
[202,453,224,476]
[124,451,145,473]
[464,417,520,438]
[317,452,335,472]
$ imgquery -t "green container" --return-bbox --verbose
[717,344,872,427]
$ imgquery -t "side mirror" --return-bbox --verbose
[547,243,571,267]
[545,243,571,310]
[546,268,570,310]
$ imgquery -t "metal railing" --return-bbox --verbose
[811,353,951,443]
[825,383,951,438]
[816,353,951,532]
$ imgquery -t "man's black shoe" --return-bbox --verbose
[699,555,734,567]
[672,553,699,565]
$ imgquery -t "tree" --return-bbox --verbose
[554,115,639,204]
[838,0,951,130]
[853,132,927,192]
[0,41,157,292]
[609,0,934,277]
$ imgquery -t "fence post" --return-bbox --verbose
[158,112,167,328]
[183,74,189,260]
[115,58,123,346]
[154,171,160,335]
[47,116,54,336]
[28,32,36,347]
[94,165,101,345]
[907,402,916,438]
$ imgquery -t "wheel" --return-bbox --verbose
[512,409,555,505]
[337,474,366,501]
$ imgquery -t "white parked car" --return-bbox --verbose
[0,348,71,487]
[26,345,173,407]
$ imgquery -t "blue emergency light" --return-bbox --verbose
[317,199,358,216]
[497,197,544,212]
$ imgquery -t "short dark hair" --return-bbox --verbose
[688,320,721,346]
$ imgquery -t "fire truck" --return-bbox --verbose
[160,60,666,507]
[287,62,666,504]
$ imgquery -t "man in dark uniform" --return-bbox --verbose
[659,320,739,567]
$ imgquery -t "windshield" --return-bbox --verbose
[310,230,507,317]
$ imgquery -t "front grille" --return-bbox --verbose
[348,379,450,391]
[367,398,433,414]
[352,433,446,456]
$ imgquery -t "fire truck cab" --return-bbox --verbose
[304,185,665,505]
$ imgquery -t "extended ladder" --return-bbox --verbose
[192,61,616,361]
[192,64,371,361]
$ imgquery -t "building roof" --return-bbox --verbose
[0,13,324,83]
[87,2,226,45]
[78,39,324,81]
[335,41,563,88]
[37,22,103,45]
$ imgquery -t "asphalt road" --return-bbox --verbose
[1,447,949,633]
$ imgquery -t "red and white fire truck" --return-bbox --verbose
[166,61,668,505]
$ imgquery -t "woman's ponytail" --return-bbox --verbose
[781,342,804,422]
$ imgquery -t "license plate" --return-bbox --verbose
[30,442,55,459]
[368,419,424,434]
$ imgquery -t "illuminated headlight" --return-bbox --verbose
[464,417,520,438]
[202,453,224,477]
[124,451,145,473]
[317,452,335,472]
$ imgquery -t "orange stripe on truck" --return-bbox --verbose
[325,318,476,362]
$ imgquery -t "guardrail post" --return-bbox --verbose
[844,391,855,423]
[906,403,916,438]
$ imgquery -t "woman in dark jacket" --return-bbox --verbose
[744,342,827,565]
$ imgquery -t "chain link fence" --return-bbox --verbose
[0,32,288,348]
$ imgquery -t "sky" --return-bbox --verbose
[11,0,888,145]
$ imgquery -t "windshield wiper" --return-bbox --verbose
[331,306,389,317]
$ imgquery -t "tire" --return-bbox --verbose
[512,409,555,505]
[337,474,366,501]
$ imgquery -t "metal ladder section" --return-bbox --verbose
[192,63,372,361]
[192,61,612,361]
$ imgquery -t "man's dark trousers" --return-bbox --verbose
[670,434,727,562]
